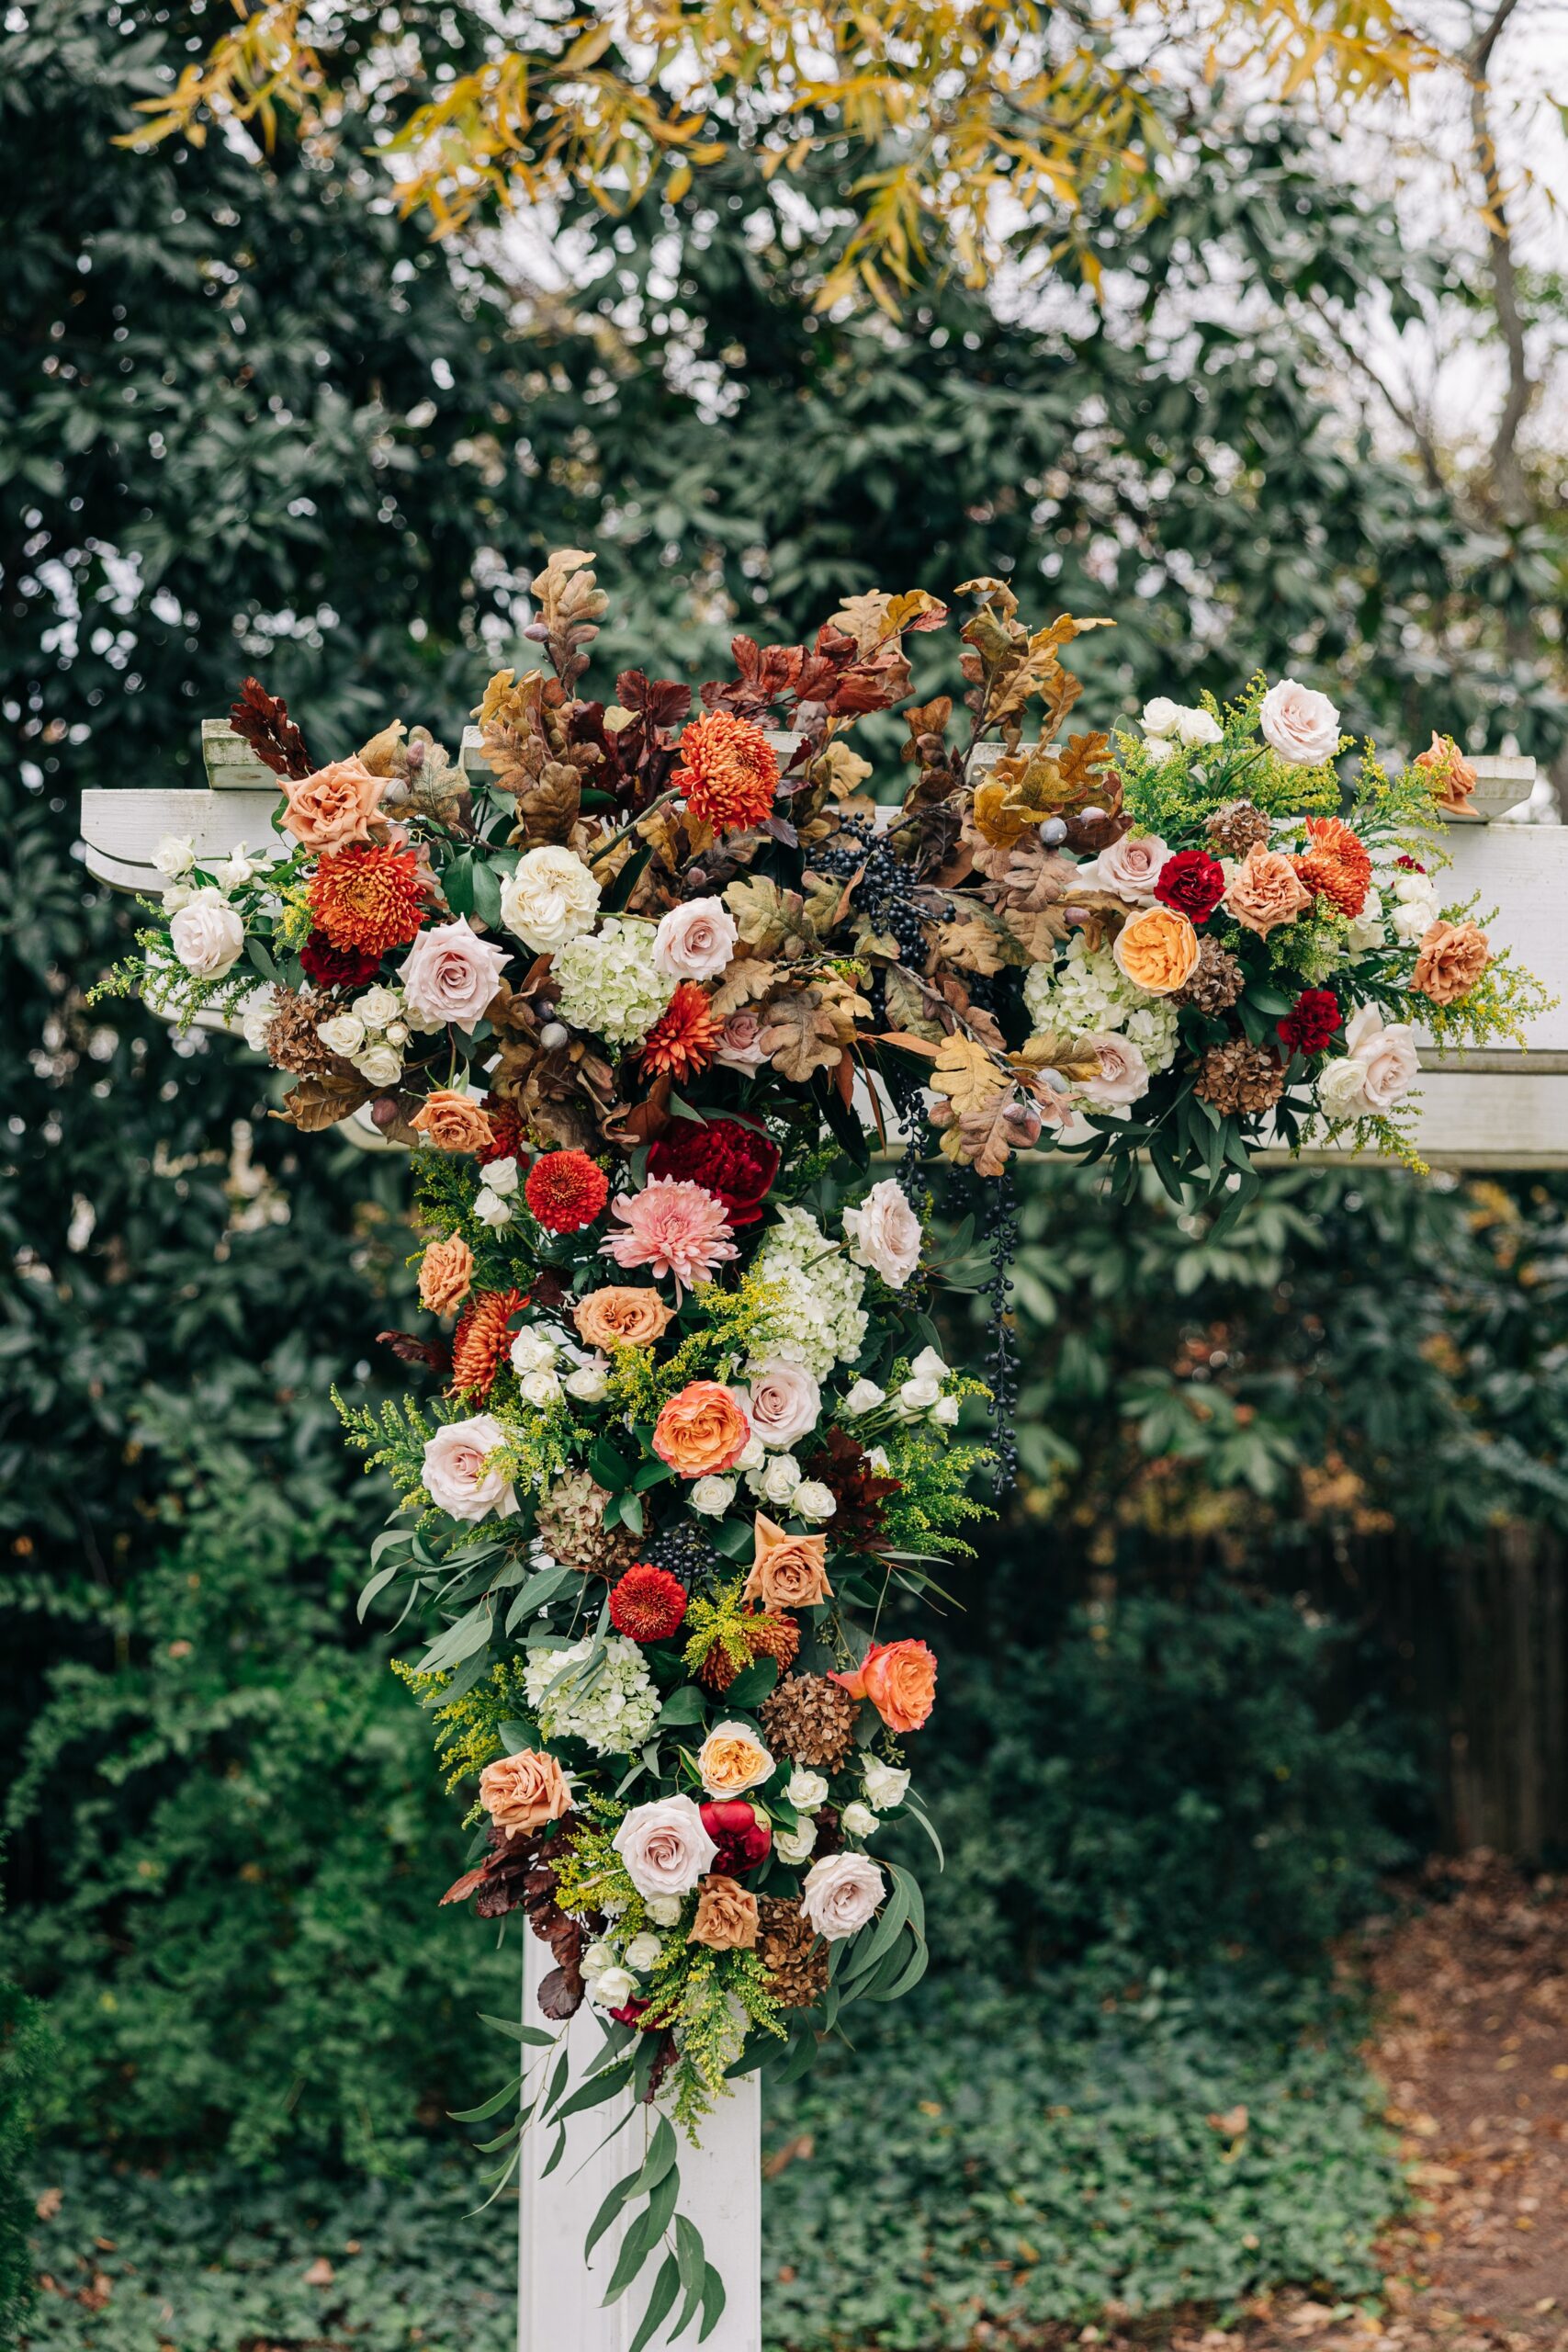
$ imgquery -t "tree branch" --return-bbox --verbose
[1299,289,1446,492]
[1465,0,1535,519]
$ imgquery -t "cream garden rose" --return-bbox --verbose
[745,1360,822,1451]
[653,896,738,982]
[169,889,245,979]
[1258,679,1339,766]
[800,1851,885,1941]
[400,917,510,1034]
[696,1721,775,1797]
[1092,832,1171,902]
[500,845,601,955]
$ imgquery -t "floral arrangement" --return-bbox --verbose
[108,553,1542,2342]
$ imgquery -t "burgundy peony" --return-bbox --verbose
[300,932,382,990]
[1277,988,1343,1057]
[647,1116,781,1227]
[698,1798,773,1876]
[1153,849,1226,924]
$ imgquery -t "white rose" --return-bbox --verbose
[745,1361,822,1451]
[239,986,276,1053]
[422,1416,517,1521]
[1258,679,1340,766]
[519,1366,562,1408]
[864,1445,891,1475]
[625,1932,663,1973]
[563,1358,610,1404]
[1142,734,1179,766]
[385,1022,408,1046]
[653,896,739,983]
[931,1396,960,1428]
[499,844,602,956]
[735,1434,766,1474]
[482,1156,520,1196]
[842,1379,886,1417]
[1317,1056,1372,1120]
[863,1758,910,1813]
[1175,706,1224,747]
[757,1454,803,1507]
[840,1802,878,1839]
[1346,888,1384,954]
[792,1480,837,1521]
[1140,697,1182,739]
[897,1374,942,1416]
[472,1187,512,1228]
[842,1177,923,1289]
[786,1770,829,1809]
[592,1967,636,2010]
[161,882,195,914]
[581,1940,615,1979]
[316,1012,366,1058]
[217,848,255,890]
[774,1818,818,1864]
[646,1895,682,1928]
[612,1794,718,1899]
[800,1851,885,1941]
[355,985,400,1028]
[910,1346,947,1380]
[153,833,196,878]
[169,889,245,979]
[509,1329,558,1374]
[354,1046,403,1087]
[689,1476,737,1518]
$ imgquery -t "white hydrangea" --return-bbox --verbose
[552,918,673,1048]
[1023,937,1179,1073]
[747,1206,868,1382]
[524,1636,660,1756]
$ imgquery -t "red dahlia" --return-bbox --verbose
[647,1115,780,1227]
[299,932,382,990]
[608,1563,688,1643]
[524,1149,609,1234]
[1154,849,1226,923]
[1277,988,1343,1057]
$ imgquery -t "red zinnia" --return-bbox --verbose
[647,1116,780,1227]
[1277,988,1342,1057]
[525,1150,609,1234]
[300,932,382,990]
[608,1563,688,1644]
[308,842,426,956]
[638,984,718,1081]
[672,712,779,833]
[1154,848,1226,923]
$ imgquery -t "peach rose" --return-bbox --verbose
[829,1638,937,1733]
[1224,844,1312,938]
[1412,918,1490,1005]
[651,1381,750,1478]
[1111,903,1201,995]
[418,1233,474,1315]
[696,1720,775,1797]
[742,1513,833,1611]
[687,1874,760,1951]
[478,1747,570,1836]
[411,1090,496,1154]
[573,1286,676,1351]
[1414,731,1479,815]
[280,757,385,851]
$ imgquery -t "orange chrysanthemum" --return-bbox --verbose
[673,712,779,833]
[638,983,719,1080]
[450,1285,527,1400]
[308,842,427,955]
[1292,817,1371,920]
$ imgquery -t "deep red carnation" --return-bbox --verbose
[1277,988,1343,1057]
[699,1798,773,1876]
[299,932,381,990]
[525,1149,610,1234]
[1154,848,1226,923]
[646,1116,781,1227]
[607,1563,688,1644]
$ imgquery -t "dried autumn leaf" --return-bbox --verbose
[932,908,1021,977]
[725,875,807,955]
[356,719,407,775]
[882,965,945,1042]
[276,1071,375,1132]
[930,1032,1008,1115]
[885,589,949,636]
[708,958,780,1019]
[758,989,850,1082]
[827,590,892,654]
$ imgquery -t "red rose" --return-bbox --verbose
[1153,849,1226,924]
[647,1116,780,1227]
[1277,989,1342,1057]
[698,1798,773,1876]
[299,932,381,990]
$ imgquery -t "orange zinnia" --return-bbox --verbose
[308,842,427,955]
[673,712,779,833]
[1292,817,1371,920]
[638,983,718,1080]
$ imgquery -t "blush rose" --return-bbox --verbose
[399,917,511,1034]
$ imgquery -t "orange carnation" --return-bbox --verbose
[638,983,718,1081]
[412,1091,496,1154]
[742,1513,833,1611]
[451,1286,527,1399]
[573,1287,675,1351]
[673,712,780,833]
[418,1233,474,1315]
[1412,918,1490,1005]
[651,1381,750,1478]
[1293,817,1371,919]
[308,842,426,956]
[830,1638,937,1733]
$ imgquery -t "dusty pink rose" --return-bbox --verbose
[422,1414,517,1521]
[399,917,511,1034]
[745,1360,822,1450]
[1077,1031,1150,1110]
[601,1177,739,1296]
[842,1177,923,1289]
[1091,832,1171,902]
[714,1008,768,1071]
[1224,845,1313,937]
[478,1747,570,1836]
[800,1851,885,1941]
[279,757,385,851]
[1258,679,1340,766]
[654,897,739,983]
[613,1794,718,1899]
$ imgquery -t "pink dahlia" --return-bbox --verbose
[600,1177,739,1297]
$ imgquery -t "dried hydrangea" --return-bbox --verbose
[524,1634,660,1755]
[1023,936,1179,1072]
[747,1206,868,1382]
[553,917,673,1049]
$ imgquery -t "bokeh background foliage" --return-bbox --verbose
[5,2,1568,2344]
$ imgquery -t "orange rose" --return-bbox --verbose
[477,1747,570,1836]
[1414,731,1479,816]
[1412,918,1489,1005]
[687,1874,760,1951]
[742,1513,833,1611]
[1223,845,1312,938]
[651,1381,750,1478]
[573,1286,676,1352]
[279,757,385,851]
[696,1720,775,1797]
[829,1638,937,1733]
[1111,904,1201,995]
[411,1090,497,1154]
[418,1233,474,1315]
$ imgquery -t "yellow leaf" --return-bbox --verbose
[930,1033,1008,1116]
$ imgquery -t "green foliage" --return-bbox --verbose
[0,1969,52,2342]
